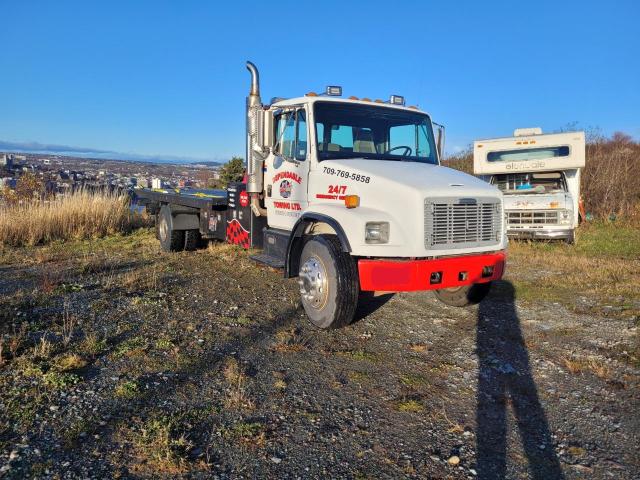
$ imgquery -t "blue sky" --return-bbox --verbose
[1,0,639,161]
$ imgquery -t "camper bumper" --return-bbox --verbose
[506,227,574,240]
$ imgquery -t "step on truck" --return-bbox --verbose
[473,128,585,243]
[136,61,507,329]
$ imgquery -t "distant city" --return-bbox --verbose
[0,152,224,197]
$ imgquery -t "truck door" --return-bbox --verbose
[265,107,310,231]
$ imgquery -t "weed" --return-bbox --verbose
[347,370,370,383]
[61,301,78,348]
[562,356,612,379]
[155,337,174,351]
[115,380,142,399]
[114,336,147,357]
[400,374,430,389]
[128,416,193,474]
[33,334,53,359]
[44,371,81,389]
[272,327,308,352]
[222,357,254,410]
[336,349,380,362]
[79,332,108,356]
[54,353,87,372]
[222,422,266,447]
[8,323,28,359]
[396,400,424,413]
[409,343,429,353]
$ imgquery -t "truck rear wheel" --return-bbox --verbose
[434,282,492,307]
[298,234,359,329]
[158,206,185,252]
[184,229,200,251]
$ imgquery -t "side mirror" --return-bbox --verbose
[433,122,445,161]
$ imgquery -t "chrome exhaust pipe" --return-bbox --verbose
[245,61,267,215]
[246,61,260,100]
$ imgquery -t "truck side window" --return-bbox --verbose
[295,110,307,161]
[274,112,296,158]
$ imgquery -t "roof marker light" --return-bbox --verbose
[389,95,405,106]
[306,92,318,97]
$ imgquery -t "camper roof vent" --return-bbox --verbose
[514,127,543,137]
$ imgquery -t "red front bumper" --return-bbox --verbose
[358,251,506,292]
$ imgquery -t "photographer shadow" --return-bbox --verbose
[476,280,564,479]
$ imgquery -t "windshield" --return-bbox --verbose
[492,172,567,195]
[314,102,438,164]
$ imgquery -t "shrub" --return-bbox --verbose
[0,189,148,246]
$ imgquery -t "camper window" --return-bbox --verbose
[487,145,570,162]
[492,172,566,194]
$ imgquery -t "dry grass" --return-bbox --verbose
[562,356,612,380]
[271,327,308,353]
[221,357,254,410]
[0,189,148,247]
[54,353,88,372]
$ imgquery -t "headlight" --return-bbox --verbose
[365,222,389,244]
[559,210,572,225]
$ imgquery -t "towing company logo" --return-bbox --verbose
[273,171,302,184]
[279,180,292,198]
[239,190,249,207]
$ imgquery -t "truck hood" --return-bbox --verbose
[503,192,571,210]
[322,158,500,197]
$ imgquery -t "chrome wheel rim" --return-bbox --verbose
[298,256,329,310]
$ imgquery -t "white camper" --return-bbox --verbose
[474,128,585,243]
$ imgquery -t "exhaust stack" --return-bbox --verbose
[245,61,266,206]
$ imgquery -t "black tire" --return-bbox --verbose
[184,229,200,251]
[565,231,576,245]
[158,206,185,252]
[433,282,492,307]
[298,234,359,329]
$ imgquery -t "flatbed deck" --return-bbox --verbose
[134,187,228,210]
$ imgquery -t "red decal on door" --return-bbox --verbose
[239,190,249,207]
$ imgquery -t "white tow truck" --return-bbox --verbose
[473,128,585,243]
[137,62,507,328]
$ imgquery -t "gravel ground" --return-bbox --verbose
[0,231,638,479]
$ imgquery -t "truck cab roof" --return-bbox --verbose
[270,95,431,117]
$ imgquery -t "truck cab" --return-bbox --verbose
[138,62,507,329]
[473,128,585,243]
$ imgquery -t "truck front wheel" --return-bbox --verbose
[434,282,492,307]
[298,235,359,329]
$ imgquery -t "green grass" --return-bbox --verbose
[507,222,640,319]
[575,222,640,259]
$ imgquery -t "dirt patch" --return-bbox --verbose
[0,229,638,478]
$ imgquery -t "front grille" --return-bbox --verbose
[508,210,558,225]
[425,197,502,250]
